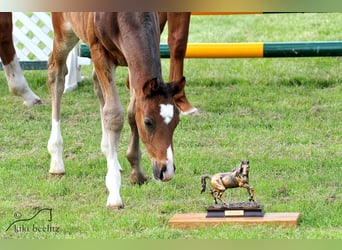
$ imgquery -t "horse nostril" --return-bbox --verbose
[152,162,175,181]
[160,165,167,180]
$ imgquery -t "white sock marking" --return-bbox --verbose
[106,158,123,208]
[3,56,40,106]
[103,124,123,207]
[163,145,175,180]
[47,119,65,174]
[160,104,174,124]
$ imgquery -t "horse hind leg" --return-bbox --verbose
[209,189,219,204]
[0,12,41,106]
[3,56,42,106]
[217,191,228,204]
[165,12,198,115]
[47,16,79,175]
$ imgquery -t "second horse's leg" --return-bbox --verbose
[217,191,228,205]
[209,189,218,204]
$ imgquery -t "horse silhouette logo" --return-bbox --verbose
[6,208,53,232]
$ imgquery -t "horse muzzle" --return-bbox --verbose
[152,161,175,182]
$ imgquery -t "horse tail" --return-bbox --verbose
[201,175,211,193]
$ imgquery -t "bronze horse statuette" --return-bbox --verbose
[201,160,255,204]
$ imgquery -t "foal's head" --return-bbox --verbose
[135,77,185,182]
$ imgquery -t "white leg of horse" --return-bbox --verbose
[47,58,68,175]
[47,119,65,174]
[64,45,80,93]
[105,131,123,208]
[4,55,41,106]
[92,65,124,209]
[47,29,78,176]
[100,117,109,157]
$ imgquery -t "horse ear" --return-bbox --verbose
[142,78,159,97]
[169,76,186,97]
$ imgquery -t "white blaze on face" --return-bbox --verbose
[159,104,174,124]
[164,145,175,180]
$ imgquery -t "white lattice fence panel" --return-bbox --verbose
[12,12,53,61]
[1,12,89,87]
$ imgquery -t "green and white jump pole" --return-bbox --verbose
[80,41,342,59]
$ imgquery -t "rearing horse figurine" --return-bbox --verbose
[47,12,185,209]
[201,160,255,204]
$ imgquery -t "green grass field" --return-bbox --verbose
[0,13,341,239]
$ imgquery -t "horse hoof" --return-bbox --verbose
[181,107,199,116]
[63,83,78,93]
[49,173,65,179]
[106,204,124,210]
[24,99,43,107]
[130,170,148,185]
[130,177,148,186]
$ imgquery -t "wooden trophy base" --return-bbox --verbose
[169,202,300,229]
[169,212,300,229]
[206,202,264,218]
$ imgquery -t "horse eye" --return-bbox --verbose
[144,117,154,130]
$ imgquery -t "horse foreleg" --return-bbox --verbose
[242,184,255,202]
[249,186,255,202]
[165,12,197,115]
[91,48,124,209]
[126,89,148,185]
[92,70,110,161]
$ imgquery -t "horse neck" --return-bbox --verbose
[233,166,249,178]
[119,12,162,90]
[232,166,240,175]
[241,168,249,179]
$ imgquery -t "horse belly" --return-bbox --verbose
[61,12,92,42]
[222,176,239,188]
[210,176,226,191]
[92,12,127,66]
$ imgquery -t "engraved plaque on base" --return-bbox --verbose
[206,202,264,218]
